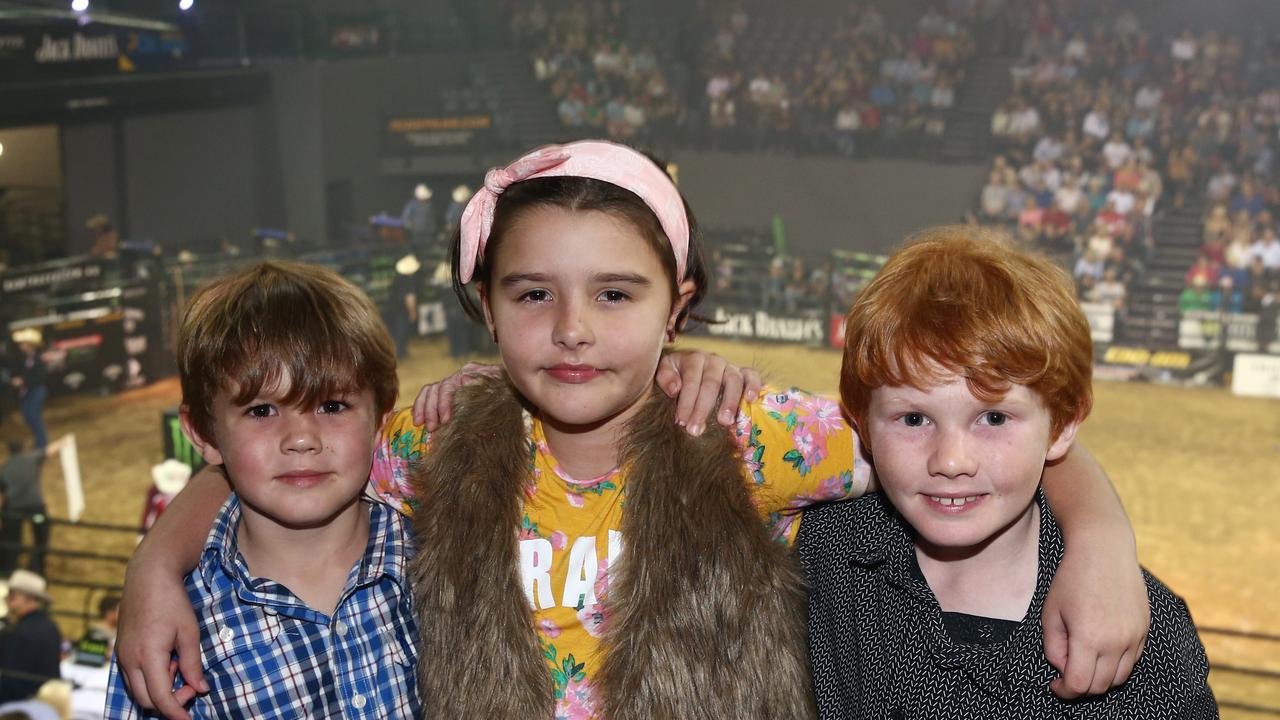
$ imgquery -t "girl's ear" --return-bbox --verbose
[179,407,224,466]
[666,279,698,339]
[478,282,497,341]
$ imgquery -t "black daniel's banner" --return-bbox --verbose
[0,20,189,82]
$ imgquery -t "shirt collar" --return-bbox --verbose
[847,489,1064,692]
[198,495,412,601]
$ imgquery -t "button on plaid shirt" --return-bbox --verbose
[105,496,420,718]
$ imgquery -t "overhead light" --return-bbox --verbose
[71,0,89,11]
[178,0,193,9]
[0,142,5,159]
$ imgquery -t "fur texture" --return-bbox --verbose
[410,376,815,718]
[409,378,553,717]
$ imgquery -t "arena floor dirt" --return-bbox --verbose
[6,335,1276,716]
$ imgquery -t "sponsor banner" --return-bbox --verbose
[1231,353,1280,399]
[1079,301,1115,345]
[0,21,188,81]
[695,307,828,345]
[383,114,494,155]
[1095,345,1192,368]
[1178,311,1280,354]
[1,258,105,294]
[10,308,128,396]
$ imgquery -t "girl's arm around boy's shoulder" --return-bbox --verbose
[367,406,433,516]
[738,387,873,521]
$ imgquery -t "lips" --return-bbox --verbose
[276,470,330,487]
[545,364,603,384]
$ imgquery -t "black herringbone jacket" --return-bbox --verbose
[798,492,1219,719]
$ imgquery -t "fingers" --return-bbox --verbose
[411,382,435,427]
[655,354,683,398]
[1111,643,1141,689]
[412,362,501,430]
[175,624,209,695]
[1041,611,1068,675]
[1049,647,1097,699]
[139,655,192,720]
[714,369,744,428]
[741,367,763,404]
[121,665,153,715]
[672,354,708,430]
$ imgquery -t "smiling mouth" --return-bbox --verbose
[925,494,986,510]
[545,365,603,384]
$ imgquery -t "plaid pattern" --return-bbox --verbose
[105,496,419,719]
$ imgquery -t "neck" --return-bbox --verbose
[538,385,656,480]
[915,503,1040,621]
[236,498,368,616]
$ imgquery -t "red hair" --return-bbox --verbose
[840,226,1093,441]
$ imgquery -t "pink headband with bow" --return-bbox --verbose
[457,140,689,284]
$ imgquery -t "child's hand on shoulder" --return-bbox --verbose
[412,362,504,430]
[1043,540,1150,698]
[658,350,763,434]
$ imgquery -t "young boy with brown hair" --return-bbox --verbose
[800,227,1217,718]
[104,261,419,717]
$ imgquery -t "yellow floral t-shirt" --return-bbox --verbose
[369,387,870,719]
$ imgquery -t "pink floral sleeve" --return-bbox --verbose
[734,387,872,543]
[367,407,432,517]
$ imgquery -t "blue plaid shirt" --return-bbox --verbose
[104,496,420,719]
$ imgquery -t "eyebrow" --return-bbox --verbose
[499,272,653,287]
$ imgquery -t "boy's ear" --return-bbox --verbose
[179,407,225,466]
[666,279,698,337]
[1045,418,1081,463]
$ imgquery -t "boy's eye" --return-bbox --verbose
[901,412,927,427]
[246,404,276,418]
[981,411,1008,426]
[518,289,552,303]
[319,400,349,414]
[598,289,630,303]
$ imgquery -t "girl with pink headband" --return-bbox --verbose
[116,140,1148,719]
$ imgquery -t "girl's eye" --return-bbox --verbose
[319,400,349,414]
[901,412,927,428]
[519,289,552,303]
[981,411,1008,426]
[598,289,630,303]
[246,404,276,419]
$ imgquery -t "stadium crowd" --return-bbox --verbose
[508,0,985,156]
[977,2,1279,323]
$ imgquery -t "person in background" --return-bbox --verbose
[386,254,421,359]
[444,185,472,242]
[139,460,191,536]
[0,571,61,704]
[0,439,60,577]
[86,216,119,258]
[400,184,436,250]
[7,331,47,454]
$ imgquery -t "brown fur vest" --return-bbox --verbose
[409,375,815,719]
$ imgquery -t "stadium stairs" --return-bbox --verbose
[485,51,563,149]
[1121,200,1206,348]
[939,55,1013,163]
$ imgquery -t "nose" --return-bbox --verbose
[552,298,594,350]
[926,426,978,478]
[280,412,321,454]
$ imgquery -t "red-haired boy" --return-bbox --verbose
[800,227,1217,718]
